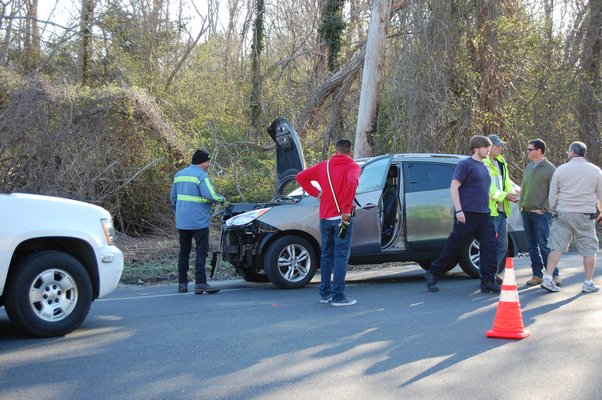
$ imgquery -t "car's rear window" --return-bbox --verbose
[404,162,456,193]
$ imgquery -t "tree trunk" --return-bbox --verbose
[249,0,265,137]
[24,0,40,71]
[354,0,392,158]
[577,0,602,165]
[77,0,95,85]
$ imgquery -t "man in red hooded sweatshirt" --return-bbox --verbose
[296,139,361,306]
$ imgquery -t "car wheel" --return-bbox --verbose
[4,250,93,337]
[239,268,269,283]
[263,236,317,289]
[458,239,480,278]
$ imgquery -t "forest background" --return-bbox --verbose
[0,0,600,281]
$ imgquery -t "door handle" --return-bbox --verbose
[362,203,376,210]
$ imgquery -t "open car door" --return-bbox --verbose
[350,155,393,256]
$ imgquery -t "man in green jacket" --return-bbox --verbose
[520,139,559,286]
[484,134,519,279]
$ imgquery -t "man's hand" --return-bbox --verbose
[506,193,519,203]
[342,214,351,222]
[456,211,466,224]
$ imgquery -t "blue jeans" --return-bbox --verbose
[319,219,354,302]
[491,212,508,273]
[521,211,558,278]
[178,228,209,284]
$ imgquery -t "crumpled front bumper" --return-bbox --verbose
[220,221,279,270]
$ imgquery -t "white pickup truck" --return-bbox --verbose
[0,193,123,337]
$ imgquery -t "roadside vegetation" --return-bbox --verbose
[0,1,600,283]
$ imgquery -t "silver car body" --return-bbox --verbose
[220,118,527,288]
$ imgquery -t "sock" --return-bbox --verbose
[585,280,593,285]
[544,274,553,282]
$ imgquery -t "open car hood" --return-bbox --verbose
[268,117,306,195]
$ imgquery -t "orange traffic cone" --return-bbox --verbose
[486,257,531,339]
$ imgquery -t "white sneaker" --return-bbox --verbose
[582,282,600,293]
[541,279,560,292]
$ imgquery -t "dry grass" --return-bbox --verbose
[117,230,237,285]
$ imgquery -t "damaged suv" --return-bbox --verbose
[220,118,527,289]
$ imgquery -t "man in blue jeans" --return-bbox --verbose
[425,135,500,294]
[519,139,559,286]
[296,139,361,306]
[484,134,519,282]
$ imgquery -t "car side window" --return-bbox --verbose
[356,157,391,194]
[404,162,456,193]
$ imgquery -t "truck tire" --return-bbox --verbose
[5,250,93,337]
[263,235,317,289]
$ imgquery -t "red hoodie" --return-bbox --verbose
[296,154,361,219]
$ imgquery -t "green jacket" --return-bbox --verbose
[483,155,514,217]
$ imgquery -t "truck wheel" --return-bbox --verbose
[263,236,317,289]
[458,239,481,278]
[5,250,93,337]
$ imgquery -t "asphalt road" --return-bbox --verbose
[1,252,601,400]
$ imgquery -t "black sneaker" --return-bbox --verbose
[332,298,357,307]
[480,282,501,294]
[425,271,439,292]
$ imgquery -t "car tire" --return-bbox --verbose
[4,250,93,337]
[263,235,317,289]
[239,268,270,283]
[458,239,481,278]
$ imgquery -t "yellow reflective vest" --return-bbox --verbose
[483,155,514,217]
[170,164,225,229]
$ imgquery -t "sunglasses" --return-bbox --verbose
[527,148,537,152]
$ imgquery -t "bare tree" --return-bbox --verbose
[249,0,265,136]
[77,0,95,84]
[577,0,601,164]
[354,0,393,158]
[23,0,40,71]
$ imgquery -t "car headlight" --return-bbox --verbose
[226,208,271,227]
[101,218,116,245]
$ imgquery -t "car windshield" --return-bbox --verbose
[287,181,321,196]
[287,159,369,197]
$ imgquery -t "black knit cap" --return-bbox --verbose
[192,150,211,164]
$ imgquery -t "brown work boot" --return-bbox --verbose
[526,276,543,286]
[194,283,220,294]
[178,283,188,293]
